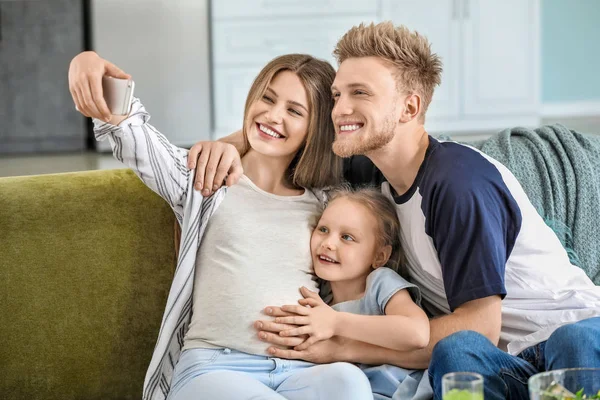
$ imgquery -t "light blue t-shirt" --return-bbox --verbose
[331,267,433,400]
[331,267,421,315]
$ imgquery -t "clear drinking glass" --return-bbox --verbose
[528,368,600,400]
[442,372,484,400]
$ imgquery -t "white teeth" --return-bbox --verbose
[259,124,283,138]
[340,124,362,131]
[319,255,338,263]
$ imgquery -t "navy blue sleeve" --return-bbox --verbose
[421,147,522,311]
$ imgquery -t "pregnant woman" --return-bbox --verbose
[68,51,372,400]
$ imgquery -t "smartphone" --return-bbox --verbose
[102,76,135,115]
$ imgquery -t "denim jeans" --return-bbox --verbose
[428,316,600,400]
[167,348,373,400]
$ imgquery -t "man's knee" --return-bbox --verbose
[431,330,492,366]
[547,318,600,353]
[429,331,498,396]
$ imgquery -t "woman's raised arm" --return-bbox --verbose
[69,52,191,221]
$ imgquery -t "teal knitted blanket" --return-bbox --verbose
[460,124,600,285]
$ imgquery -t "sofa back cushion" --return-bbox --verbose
[0,169,176,400]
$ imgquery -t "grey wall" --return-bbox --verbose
[0,0,87,154]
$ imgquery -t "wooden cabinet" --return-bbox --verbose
[462,0,539,117]
[212,0,376,19]
[211,0,541,137]
[210,2,378,138]
[0,0,86,154]
[381,0,461,121]
[380,0,540,132]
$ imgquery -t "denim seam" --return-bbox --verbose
[499,368,529,388]
[428,369,435,399]
[169,350,223,397]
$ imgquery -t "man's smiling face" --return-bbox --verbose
[330,56,403,158]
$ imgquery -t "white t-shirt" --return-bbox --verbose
[344,137,600,355]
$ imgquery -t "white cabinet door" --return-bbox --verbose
[380,0,461,121]
[211,16,379,138]
[213,17,377,68]
[212,0,377,19]
[462,0,539,117]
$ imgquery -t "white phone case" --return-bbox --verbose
[102,76,135,115]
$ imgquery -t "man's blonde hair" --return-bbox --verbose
[333,22,443,122]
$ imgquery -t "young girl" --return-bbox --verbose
[274,187,434,400]
[68,52,373,400]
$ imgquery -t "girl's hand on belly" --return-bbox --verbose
[275,286,339,351]
[254,309,308,348]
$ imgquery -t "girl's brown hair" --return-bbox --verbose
[241,54,343,189]
[328,185,408,278]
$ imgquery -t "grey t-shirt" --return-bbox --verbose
[332,267,421,315]
[183,175,323,355]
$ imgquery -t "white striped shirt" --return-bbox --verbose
[94,98,226,400]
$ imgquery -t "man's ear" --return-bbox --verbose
[372,245,392,269]
[399,94,421,123]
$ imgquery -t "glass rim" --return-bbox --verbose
[528,367,600,384]
[532,367,600,373]
[442,372,484,383]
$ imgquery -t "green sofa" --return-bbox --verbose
[0,169,177,400]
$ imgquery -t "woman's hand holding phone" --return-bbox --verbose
[68,51,131,122]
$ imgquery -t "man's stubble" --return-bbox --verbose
[332,105,398,158]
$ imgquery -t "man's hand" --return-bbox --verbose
[276,287,339,350]
[266,336,348,364]
[187,141,243,196]
[68,51,131,121]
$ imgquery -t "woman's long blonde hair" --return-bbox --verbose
[241,54,343,189]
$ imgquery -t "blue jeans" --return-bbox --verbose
[428,317,600,400]
[167,348,373,400]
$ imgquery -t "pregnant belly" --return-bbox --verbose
[185,276,317,355]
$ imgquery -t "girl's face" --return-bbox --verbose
[245,70,310,161]
[310,197,385,283]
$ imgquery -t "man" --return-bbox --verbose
[188,22,600,399]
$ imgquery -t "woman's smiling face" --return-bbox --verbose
[246,70,310,162]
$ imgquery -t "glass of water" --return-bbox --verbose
[442,372,484,400]
[528,368,600,400]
